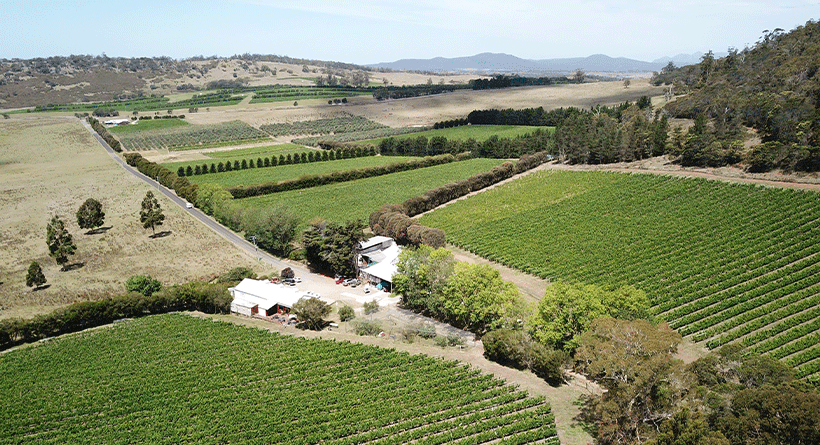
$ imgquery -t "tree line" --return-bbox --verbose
[469,74,569,90]
[87,116,122,152]
[177,145,376,177]
[378,129,553,159]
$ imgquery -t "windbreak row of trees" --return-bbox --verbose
[372,84,468,100]
[470,75,568,90]
[123,153,197,204]
[87,116,122,152]
[177,145,375,177]
[378,129,553,159]
[0,281,232,350]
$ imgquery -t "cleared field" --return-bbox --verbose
[420,170,820,383]
[108,118,188,133]
[0,313,559,444]
[240,158,505,228]
[178,156,418,188]
[0,116,264,320]
[115,120,270,151]
[365,125,554,144]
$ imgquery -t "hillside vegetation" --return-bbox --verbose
[654,19,820,171]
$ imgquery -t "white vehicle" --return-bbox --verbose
[185,202,193,209]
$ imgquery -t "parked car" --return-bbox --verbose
[294,277,302,283]
[335,277,346,284]
[282,278,296,286]
[342,278,358,286]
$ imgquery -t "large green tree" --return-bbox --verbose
[76,198,105,234]
[25,261,47,289]
[125,274,162,297]
[440,262,526,333]
[241,204,299,256]
[46,215,77,271]
[292,297,331,330]
[302,219,366,276]
[139,191,165,235]
[393,245,456,317]
[529,281,650,352]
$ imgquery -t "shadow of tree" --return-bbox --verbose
[62,262,85,271]
[149,231,172,239]
[86,226,112,235]
[33,284,52,291]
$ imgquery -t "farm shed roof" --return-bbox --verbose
[230,278,305,310]
[360,236,392,250]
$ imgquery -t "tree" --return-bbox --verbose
[393,245,456,317]
[292,297,331,330]
[125,274,162,296]
[76,198,105,234]
[46,215,77,271]
[363,299,379,314]
[338,305,355,322]
[280,267,295,279]
[623,78,631,88]
[26,261,46,289]
[302,219,367,276]
[574,68,586,83]
[440,262,526,333]
[139,191,165,235]
[241,204,299,256]
[529,281,649,352]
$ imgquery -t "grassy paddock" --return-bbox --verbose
[240,158,505,229]
[420,170,820,381]
[204,143,307,158]
[179,155,418,188]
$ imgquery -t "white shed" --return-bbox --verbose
[229,279,306,317]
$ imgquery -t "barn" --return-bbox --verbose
[229,278,305,317]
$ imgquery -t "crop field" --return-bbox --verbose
[108,118,189,133]
[292,126,431,146]
[204,144,307,158]
[0,314,558,445]
[249,86,373,103]
[260,115,387,137]
[366,125,554,144]
[161,146,317,173]
[178,156,417,188]
[240,158,505,228]
[115,120,270,151]
[420,170,820,383]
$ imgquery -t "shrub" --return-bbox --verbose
[125,275,162,297]
[363,299,380,314]
[351,319,382,336]
[281,267,295,279]
[217,267,255,283]
[338,305,355,322]
[435,333,465,348]
[483,328,569,385]
[418,323,437,339]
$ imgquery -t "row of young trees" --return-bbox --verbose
[377,129,553,159]
[176,145,376,177]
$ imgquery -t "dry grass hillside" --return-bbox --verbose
[0,116,266,320]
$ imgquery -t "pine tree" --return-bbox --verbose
[46,215,77,270]
[26,261,47,289]
[139,191,165,236]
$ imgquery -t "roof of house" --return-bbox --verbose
[361,241,401,282]
[230,278,305,309]
[360,235,392,250]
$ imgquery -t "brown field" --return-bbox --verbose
[0,116,268,320]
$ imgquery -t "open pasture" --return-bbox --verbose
[0,314,558,445]
[420,170,820,383]
[240,158,505,228]
[177,155,418,188]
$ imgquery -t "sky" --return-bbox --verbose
[1,0,817,64]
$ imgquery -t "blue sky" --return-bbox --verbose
[1,0,817,64]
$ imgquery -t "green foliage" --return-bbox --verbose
[76,198,105,232]
[302,219,367,276]
[125,275,162,297]
[240,203,299,256]
[393,246,456,318]
[216,267,255,283]
[0,314,559,443]
[482,329,570,385]
[441,262,527,334]
[116,120,269,151]
[645,409,730,445]
[338,305,355,322]
[418,323,437,339]
[434,334,465,348]
[351,319,383,336]
[25,261,46,289]
[46,215,76,270]
[530,281,650,352]
[139,191,165,235]
[259,115,387,137]
[292,297,331,330]
[363,299,380,314]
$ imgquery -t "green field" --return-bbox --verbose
[0,314,558,444]
[204,143,308,158]
[115,120,270,151]
[240,158,505,228]
[365,125,553,144]
[108,118,189,133]
[249,86,372,104]
[420,170,820,383]
[260,115,387,137]
[179,156,417,188]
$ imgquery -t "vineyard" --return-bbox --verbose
[260,115,387,137]
[240,158,505,228]
[180,156,417,188]
[363,125,554,144]
[115,120,270,151]
[0,314,558,445]
[293,126,430,146]
[420,170,820,384]
[108,118,189,133]
[249,86,373,103]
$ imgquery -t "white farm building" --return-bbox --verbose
[229,278,306,317]
[358,236,401,291]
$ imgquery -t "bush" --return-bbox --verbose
[125,275,162,297]
[363,299,380,314]
[352,319,382,336]
[217,267,255,283]
[281,267,295,279]
[482,328,568,385]
[338,305,355,322]
[434,333,465,347]
[418,323,437,339]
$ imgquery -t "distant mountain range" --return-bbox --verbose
[368,52,718,74]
